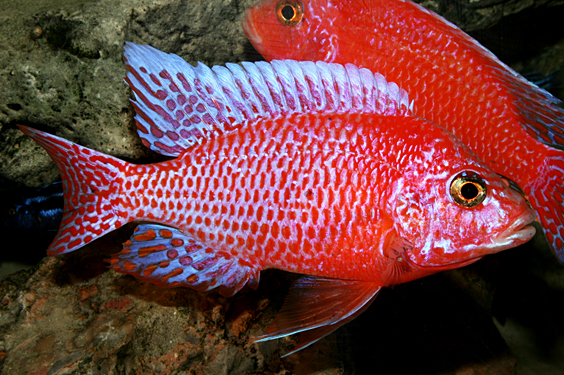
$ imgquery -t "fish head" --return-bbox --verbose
[0,200,37,231]
[392,134,536,269]
[243,0,337,61]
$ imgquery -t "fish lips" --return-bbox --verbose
[404,252,483,273]
[491,209,537,251]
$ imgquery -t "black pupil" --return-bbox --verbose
[282,5,295,20]
[461,182,479,200]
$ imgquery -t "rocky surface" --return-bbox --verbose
[0,235,524,375]
[0,231,348,375]
[0,0,261,188]
[3,228,562,374]
[1,0,564,374]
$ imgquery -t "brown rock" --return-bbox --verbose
[0,254,347,374]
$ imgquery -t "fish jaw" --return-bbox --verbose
[242,7,300,61]
[408,208,537,269]
[242,1,274,59]
[454,208,537,259]
[242,0,326,61]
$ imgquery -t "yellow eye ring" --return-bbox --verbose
[276,1,304,26]
[450,172,487,208]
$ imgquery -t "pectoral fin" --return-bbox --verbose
[254,275,381,355]
[382,235,414,287]
[108,223,259,297]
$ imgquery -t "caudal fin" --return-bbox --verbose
[528,149,564,262]
[18,126,128,255]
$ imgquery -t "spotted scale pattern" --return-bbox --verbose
[21,98,535,298]
[18,126,127,255]
[21,47,535,298]
[109,106,534,294]
[528,152,564,251]
[110,223,260,297]
[112,113,435,285]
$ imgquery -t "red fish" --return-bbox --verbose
[20,43,535,355]
[242,0,564,261]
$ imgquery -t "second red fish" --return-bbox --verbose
[243,0,564,261]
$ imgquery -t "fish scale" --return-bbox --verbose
[243,0,564,261]
[267,2,532,155]
[19,44,537,354]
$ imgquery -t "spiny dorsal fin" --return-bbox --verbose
[123,42,413,157]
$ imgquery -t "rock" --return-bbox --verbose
[0,243,347,374]
[0,0,261,188]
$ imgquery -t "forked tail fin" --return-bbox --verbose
[18,126,129,255]
[528,148,564,262]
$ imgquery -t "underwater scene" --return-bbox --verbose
[1,0,564,374]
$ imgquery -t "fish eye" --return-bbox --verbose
[450,172,487,208]
[276,1,304,26]
[8,208,16,216]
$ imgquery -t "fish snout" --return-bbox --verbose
[242,8,263,45]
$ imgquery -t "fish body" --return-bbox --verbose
[20,43,535,354]
[242,0,564,261]
[0,181,63,263]
[0,181,63,232]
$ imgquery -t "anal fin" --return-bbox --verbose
[254,275,381,355]
[108,224,259,297]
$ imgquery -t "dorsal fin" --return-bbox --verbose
[123,42,413,156]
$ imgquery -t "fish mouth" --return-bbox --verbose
[242,10,263,45]
[491,209,537,252]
